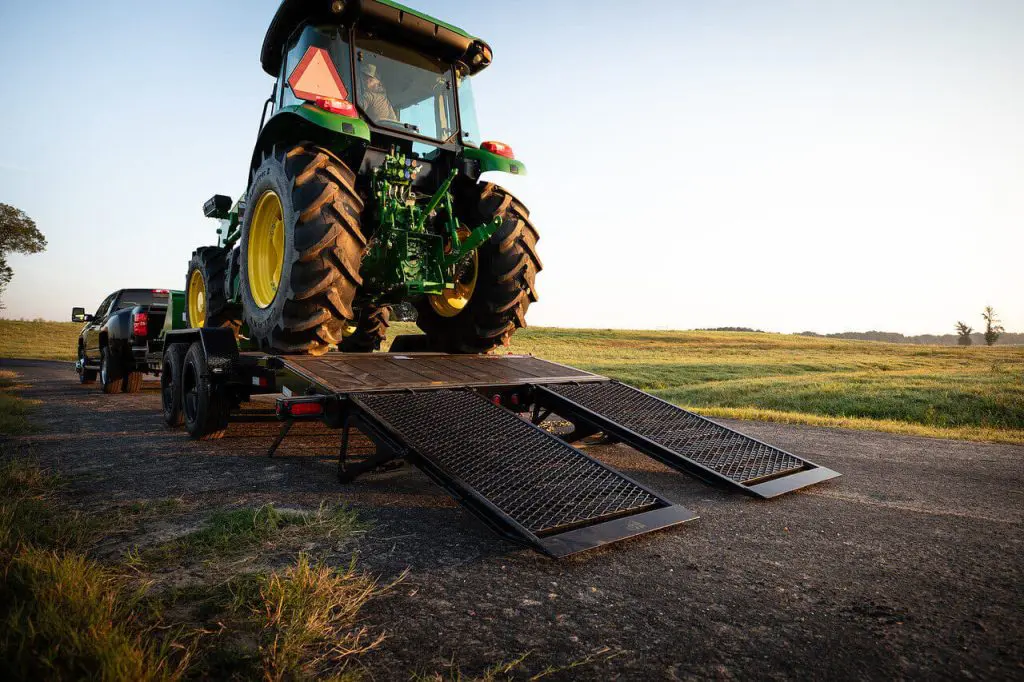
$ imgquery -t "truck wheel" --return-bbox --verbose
[161,343,187,427]
[239,144,366,356]
[181,342,229,440]
[340,305,390,353]
[122,371,144,394]
[415,183,541,353]
[186,247,243,336]
[99,346,124,394]
[78,347,97,384]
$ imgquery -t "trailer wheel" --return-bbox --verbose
[239,144,366,356]
[160,343,187,427]
[99,346,124,394]
[181,342,230,440]
[340,305,390,353]
[415,182,541,353]
[78,346,97,384]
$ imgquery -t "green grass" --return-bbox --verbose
[140,503,361,568]
[3,318,1021,443]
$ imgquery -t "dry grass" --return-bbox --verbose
[0,319,81,361]
[0,370,40,436]
[0,455,383,681]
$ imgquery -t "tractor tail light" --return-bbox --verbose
[132,312,148,338]
[314,96,357,118]
[482,141,514,158]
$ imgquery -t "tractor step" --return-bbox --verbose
[535,381,840,498]
[348,389,697,557]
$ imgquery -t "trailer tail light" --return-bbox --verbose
[482,141,514,159]
[276,398,325,419]
[313,96,358,118]
[132,312,148,337]
[152,289,169,294]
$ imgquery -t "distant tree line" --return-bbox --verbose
[797,330,1022,346]
[698,327,766,333]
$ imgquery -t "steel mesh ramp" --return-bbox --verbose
[536,382,840,498]
[351,390,697,556]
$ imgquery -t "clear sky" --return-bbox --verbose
[1,0,1020,334]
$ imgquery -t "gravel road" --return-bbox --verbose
[2,358,1021,680]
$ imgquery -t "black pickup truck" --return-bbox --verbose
[72,289,183,393]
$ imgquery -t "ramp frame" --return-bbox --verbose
[341,389,698,557]
[533,381,840,498]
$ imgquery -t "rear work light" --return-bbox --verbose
[132,312,148,338]
[482,141,514,159]
[313,96,358,118]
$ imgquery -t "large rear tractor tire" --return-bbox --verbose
[414,183,541,353]
[161,343,187,427]
[340,305,390,353]
[181,342,229,440]
[239,144,366,355]
[99,346,124,394]
[186,247,243,336]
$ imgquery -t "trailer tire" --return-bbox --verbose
[99,346,124,394]
[340,305,390,353]
[415,182,541,353]
[161,343,187,427]
[181,342,230,440]
[122,371,144,394]
[186,247,243,336]
[240,144,366,356]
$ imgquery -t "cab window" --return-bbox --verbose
[354,30,458,142]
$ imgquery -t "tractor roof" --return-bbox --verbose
[262,0,493,77]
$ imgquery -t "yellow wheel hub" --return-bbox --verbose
[248,190,286,309]
[430,242,478,318]
[188,268,207,327]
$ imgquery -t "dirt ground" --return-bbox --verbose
[2,358,1021,680]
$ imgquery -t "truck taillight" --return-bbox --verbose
[132,312,148,337]
[482,141,514,159]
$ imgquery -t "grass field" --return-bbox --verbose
[2,319,1022,444]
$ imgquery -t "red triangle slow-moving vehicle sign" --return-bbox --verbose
[288,47,348,101]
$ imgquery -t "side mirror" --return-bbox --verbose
[72,307,92,323]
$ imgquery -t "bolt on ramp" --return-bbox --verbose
[351,389,697,557]
[536,381,840,498]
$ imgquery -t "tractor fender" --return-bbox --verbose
[248,105,370,179]
[462,146,527,177]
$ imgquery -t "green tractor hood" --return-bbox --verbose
[261,0,493,77]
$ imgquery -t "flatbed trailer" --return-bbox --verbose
[158,328,839,557]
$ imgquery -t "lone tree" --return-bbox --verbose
[982,306,1004,346]
[955,321,973,346]
[0,203,47,308]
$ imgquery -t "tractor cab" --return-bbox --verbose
[264,0,492,152]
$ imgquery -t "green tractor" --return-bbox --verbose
[186,0,541,356]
